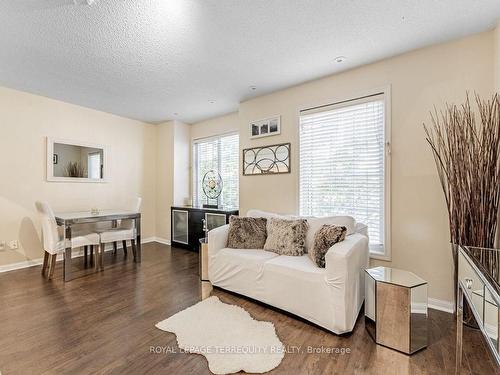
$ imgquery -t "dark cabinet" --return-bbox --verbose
[170,206,238,251]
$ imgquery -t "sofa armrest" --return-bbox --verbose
[208,224,229,258]
[325,232,369,282]
[324,233,369,329]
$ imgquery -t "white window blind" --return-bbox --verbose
[299,94,387,255]
[193,133,239,208]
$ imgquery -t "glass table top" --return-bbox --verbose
[366,266,427,288]
[54,210,140,224]
[55,210,137,220]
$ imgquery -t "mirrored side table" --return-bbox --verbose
[365,266,428,354]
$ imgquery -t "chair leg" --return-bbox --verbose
[131,239,137,260]
[84,245,88,265]
[93,245,99,271]
[122,240,128,256]
[48,254,57,279]
[89,246,94,266]
[41,251,49,276]
[113,241,118,254]
[99,243,104,270]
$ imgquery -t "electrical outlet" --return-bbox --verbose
[8,240,18,250]
[0,241,5,251]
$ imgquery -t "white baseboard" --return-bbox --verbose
[141,237,156,244]
[142,236,170,245]
[150,237,171,245]
[0,238,169,274]
[0,258,44,273]
[428,298,455,313]
[411,299,454,314]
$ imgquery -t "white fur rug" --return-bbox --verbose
[156,296,285,374]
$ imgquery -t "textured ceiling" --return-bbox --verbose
[0,1,499,124]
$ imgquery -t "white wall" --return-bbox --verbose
[192,31,495,303]
[155,121,174,242]
[173,121,191,206]
[0,86,157,267]
[155,120,190,241]
[190,112,239,141]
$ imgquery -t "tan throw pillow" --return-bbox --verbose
[227,216,267,249]
[263,218,309,256]
[308,225,347,268]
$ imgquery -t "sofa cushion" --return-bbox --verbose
[308,225,347,268]
[227,216,267,249]
[305,216,355,251]
[217,248,279,265]
[263,218,308,256]
[209,248,279,286]
[263,254,324,280]
[246,209,356,252]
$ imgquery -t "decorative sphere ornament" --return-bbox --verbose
[202,170,223,200]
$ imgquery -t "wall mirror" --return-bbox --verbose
[46,138,108,182]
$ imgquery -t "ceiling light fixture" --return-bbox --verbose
[334,56,347,63]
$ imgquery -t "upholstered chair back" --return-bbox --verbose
[120,197,142,230]
[35,201,60,254]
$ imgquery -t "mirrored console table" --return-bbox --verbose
[171,206,238,251]
[457,245,500,369]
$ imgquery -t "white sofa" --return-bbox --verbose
[208,210,369,334]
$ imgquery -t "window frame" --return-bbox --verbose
[296,86,392,261]
[191,131,240,208]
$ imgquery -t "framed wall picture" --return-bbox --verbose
[243,142,290,175]
[249,115,281,139]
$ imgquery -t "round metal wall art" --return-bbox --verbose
[243,143,290,175]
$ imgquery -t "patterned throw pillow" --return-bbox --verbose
[308,225,347,268]
[227,216,267,249]
[263,218,309,256]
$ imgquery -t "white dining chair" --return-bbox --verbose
[35,201,100,279]
[98,197,142,268]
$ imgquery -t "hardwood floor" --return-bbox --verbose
[0,243,498,375]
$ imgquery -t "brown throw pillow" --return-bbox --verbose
[308,225,347,267]
[227,216,267,249]
[263,218,309,256]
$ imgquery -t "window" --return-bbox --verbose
[192,133,239,208]
[88,152,101,179]
[299,93,390,258]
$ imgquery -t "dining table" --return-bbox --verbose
[55,210,141,281]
